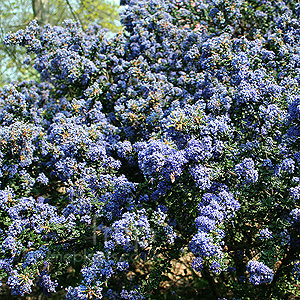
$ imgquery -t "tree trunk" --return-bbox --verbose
[32,0,49,25]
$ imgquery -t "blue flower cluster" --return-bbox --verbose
[259,228,273,241]
[234,158,258,185]
[291,260,300,281]
[190,188,239,273]
[1,0,300,298]
[109,209,152,250]
[246,261,274,285]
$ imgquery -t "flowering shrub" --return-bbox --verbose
[1,0,300,299]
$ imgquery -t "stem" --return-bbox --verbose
[265,249,296,298]
[202,267,222,299]
[65,0,83,27]
[225,241,262,251]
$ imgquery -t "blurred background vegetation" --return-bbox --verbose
[0,0,121,86]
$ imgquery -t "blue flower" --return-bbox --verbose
[246,261,274,285]
[259,229,273,241]
[234,158,258,184]
[189,164,212,190]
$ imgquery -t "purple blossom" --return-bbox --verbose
[290,185,300,200]
[191,257,203,272]
[292,261,300,280]
[7,270,34,296]
[189,164,212,190]
[234,158,259,184]
[259,228,273,241]
[38,271,58,294]
[290,208,300,224]
[189,231,222,259]
[246,261,274,285]
[288,96,300,121]
[281,158,295,174]
[36,173,49,185]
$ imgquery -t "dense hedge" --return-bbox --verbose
[1,0,300,299]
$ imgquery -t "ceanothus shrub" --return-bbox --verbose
[1,0,300,299]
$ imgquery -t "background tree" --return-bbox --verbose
[0,0,121,86]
